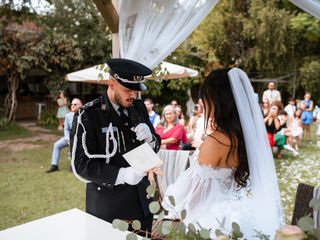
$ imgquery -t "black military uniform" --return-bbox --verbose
[70,59,160,233]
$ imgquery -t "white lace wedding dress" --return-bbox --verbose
[162,150,256,238]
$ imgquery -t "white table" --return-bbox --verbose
[0,208,137,240]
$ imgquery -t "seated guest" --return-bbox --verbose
[46,98,82,173]
[261,100,270,117]
[264,104,281,147]
[156,105,187,150]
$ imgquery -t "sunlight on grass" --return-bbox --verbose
[0,122,31,140]
[275,125,320,223]
[0,143,85,230]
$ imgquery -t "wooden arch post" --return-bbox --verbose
[93,0,120,57]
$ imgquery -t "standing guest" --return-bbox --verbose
[175,104,185,126]
[46,98,82,173]
[56,90,69,131]
[261,100,271,117]
[264,104,281,147]
[71,58,160,235]
[144,98,160,128]
[186,104,202,141]
[155,105,188,150]
[301,92,314,143]
[262,81,281,104]
[162,68,283,238]
[170,99,178,107]
[284,98,296,119]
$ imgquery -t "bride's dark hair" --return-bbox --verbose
[200,68,249,188]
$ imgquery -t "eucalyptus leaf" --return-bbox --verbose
[200,229,210,239]
[162,221,172,235]
[168,195,175,207]
[112,219,121,229]
[188,223,197,233]
[232,222,241,232]
[215,229,223,236]
[146,184,156,197]
[181,209,187,220]
[149,201,160,214]
[118,220,129,231]
[126,233,138,240]
[176,222,186,234]
[157,210,165,221]
[298,216,314,232]
[220,217,226,228]
[132,220,141,230]
[154,222,163,235]
[309,198,320,210]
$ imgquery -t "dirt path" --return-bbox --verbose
[0,122,61,151]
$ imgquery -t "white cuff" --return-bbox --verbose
[115,168,125,185]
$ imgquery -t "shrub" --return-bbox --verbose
[37,109,58,129]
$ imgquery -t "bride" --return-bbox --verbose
[162,68,284,239]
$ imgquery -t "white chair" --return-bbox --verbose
[156,149,190,198]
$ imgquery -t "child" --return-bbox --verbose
[288,108,303,151]
[284,97,296,118]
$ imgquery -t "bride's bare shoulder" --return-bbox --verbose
[198,131,231,167]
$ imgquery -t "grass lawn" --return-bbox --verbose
[0,123,319,231]
[0,126,85,230]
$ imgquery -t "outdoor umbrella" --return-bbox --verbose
[65,61,198,85]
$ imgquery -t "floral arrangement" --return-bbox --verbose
[112,183,320,240]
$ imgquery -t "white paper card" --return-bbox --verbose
[122,142,162,172]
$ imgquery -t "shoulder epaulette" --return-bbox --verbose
[80,98,101,110]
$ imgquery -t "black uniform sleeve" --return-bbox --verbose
[71,109,120,189]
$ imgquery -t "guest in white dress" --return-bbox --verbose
[162,68,284,239]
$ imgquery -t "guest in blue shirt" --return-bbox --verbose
[144,98,160,128]
[46,98,82,173]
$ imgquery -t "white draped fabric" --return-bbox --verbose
[157,150,190,197]
[290,0,320,19]
[118,0,219,69]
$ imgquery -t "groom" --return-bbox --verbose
[71,58,160,234]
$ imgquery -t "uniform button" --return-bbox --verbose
[107,183,112,187]
[97,187,101,191]
[102,182,106,186]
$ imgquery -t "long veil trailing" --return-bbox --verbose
[228,68,284,237]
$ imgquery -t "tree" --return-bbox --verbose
[32,32,83,99]
[0,27,38,121]
[42,0,112,67]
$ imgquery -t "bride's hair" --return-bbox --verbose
[200,68,250,188]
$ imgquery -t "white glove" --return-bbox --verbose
[133,123,153,143]
[115,167,146,185]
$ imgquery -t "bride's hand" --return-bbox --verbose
[147,163,164,182]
